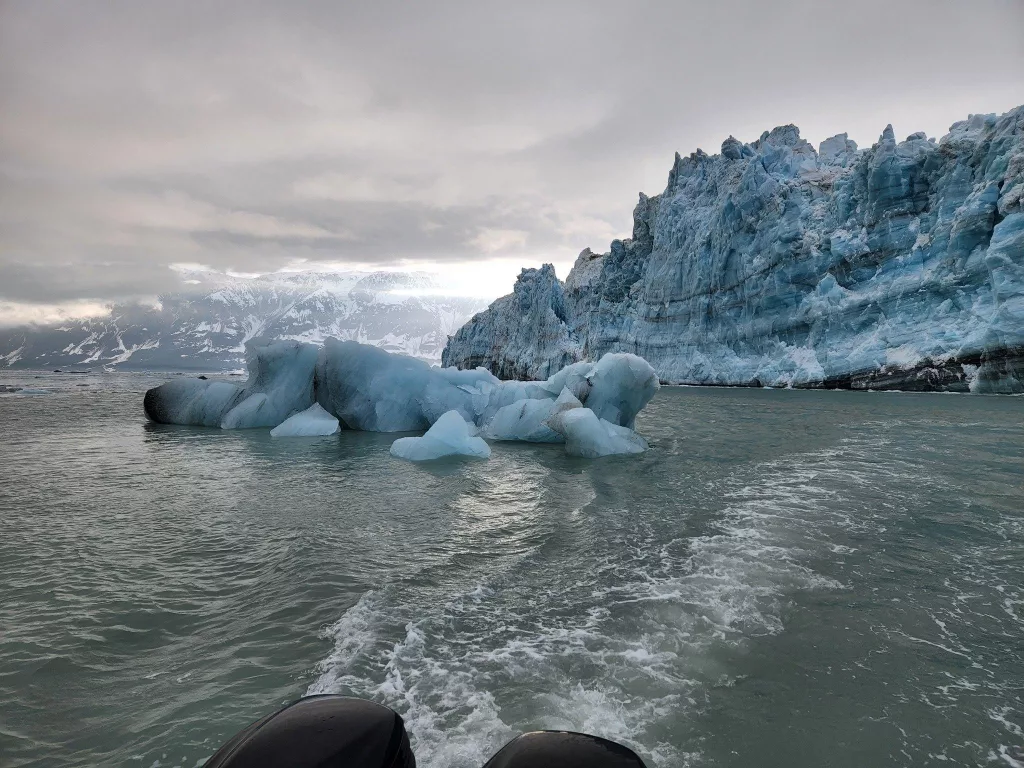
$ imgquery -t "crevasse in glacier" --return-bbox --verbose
[143,339,659,456]
[442,105,1024,393]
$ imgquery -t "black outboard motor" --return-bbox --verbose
[203,695,649,768]
[203,696,414,768]
[481,729,649,768]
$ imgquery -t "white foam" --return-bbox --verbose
[307,591,383,696]
[302,444,891,767]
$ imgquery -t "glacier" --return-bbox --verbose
[443,105,1024,393]
[143,339,659,457]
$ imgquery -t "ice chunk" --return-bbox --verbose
[270,403,340,437]
[581,353,660,428]
[474,354,656,434]
[219,340,319,429]
[483,386,581,442]
[144,379,244,427]
[390,410,491,461]
[529,354,659,428]
[316,339,477,431]
[144,339,317,428]
[144,340,660,456]
[546,406,649,458]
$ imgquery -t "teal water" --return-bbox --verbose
[1,373,1022,767]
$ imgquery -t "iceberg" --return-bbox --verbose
[483,387,581,443]
[144,339,658,457]
[575,353,661,429]
[143,378,244,427]
[443,105,1024,393]
[546,405,649,458]
[220,340,318,429]
[309,339,657,437]
[390,410,491,461]
[270,403,340,438]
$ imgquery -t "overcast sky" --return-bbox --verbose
[1,0,1022,324]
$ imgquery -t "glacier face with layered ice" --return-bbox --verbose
[444,106,1024,393]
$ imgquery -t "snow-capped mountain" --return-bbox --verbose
[1,270,488,370]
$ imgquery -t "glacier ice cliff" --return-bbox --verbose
[443,106,1024,393]
[143,339,659,456]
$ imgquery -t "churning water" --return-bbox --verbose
[1,373,1022,767]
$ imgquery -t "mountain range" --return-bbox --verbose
[1,270,487,371]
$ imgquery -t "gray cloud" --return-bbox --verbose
[2,0,1022,310]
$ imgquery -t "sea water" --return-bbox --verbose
[0,372,1021,767]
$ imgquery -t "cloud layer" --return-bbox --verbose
[2,0,1022,316]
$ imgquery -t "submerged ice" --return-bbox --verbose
[143,340,659,458]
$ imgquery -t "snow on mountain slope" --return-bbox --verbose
[1,270,487,370]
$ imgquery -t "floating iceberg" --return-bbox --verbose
[547,404,649,458]
[144,339,658,458]
[390,410,491,461]
[315,339,486,431]
[270,403,340,438]
[220,340,318,429]
[483,388,581,442]
[572,353,660,429]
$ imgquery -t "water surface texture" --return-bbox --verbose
[1,373,1022,767]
